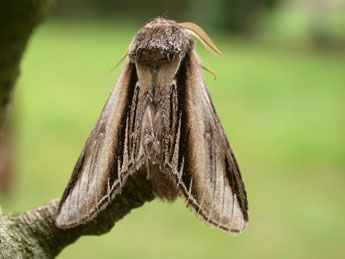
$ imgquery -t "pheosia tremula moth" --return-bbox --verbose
[56,18,248,234]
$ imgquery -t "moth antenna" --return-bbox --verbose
[179,22,225,58]
[201,65,217,80]
[108,48,129,76]
[161,10,168,19]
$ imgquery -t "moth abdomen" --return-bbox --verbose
[146,162,179,202]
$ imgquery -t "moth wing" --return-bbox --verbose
[56,62,140,228]
[175,50,248,233]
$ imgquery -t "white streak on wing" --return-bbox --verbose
[176,158,184,187]
[122,117,130,172]
[186,178,193,204]
[171,113,182,175]
[118,158,122,189]
[230,192,235,231]
[107,176,111,203]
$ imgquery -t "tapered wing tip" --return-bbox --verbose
[55,204,92,229]
[187,205,248,235]
[215,216,248,235]
[227,221,248,235]
[55,213,79,229]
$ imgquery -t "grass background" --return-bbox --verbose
[2,18,345,258]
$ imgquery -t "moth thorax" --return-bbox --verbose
[128,18,194,67]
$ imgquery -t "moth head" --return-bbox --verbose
[128,18,194,67]
[111,18,224,72]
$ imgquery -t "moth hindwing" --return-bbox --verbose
[56,18,248,234]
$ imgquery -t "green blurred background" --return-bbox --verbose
[1,0,345,258]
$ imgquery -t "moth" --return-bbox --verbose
[56,18,248,234]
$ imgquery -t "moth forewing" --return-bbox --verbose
[174,50,248,233]
[56,18,248,234]
[56,63,138,228]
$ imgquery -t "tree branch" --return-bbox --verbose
[0,168,154,258]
